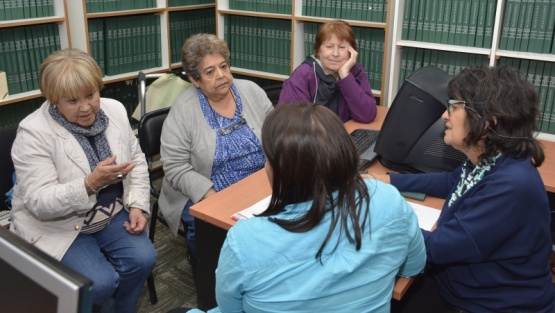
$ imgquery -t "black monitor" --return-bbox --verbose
[375,65,466,173]
[0,227,94,313]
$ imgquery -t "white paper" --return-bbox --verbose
[408,202,441,231]
[231,196,441,232]
[231,195,271,221]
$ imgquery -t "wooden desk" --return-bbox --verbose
[190,107,430,310]
[190,106,555,310]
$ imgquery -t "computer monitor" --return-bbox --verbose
[0,227,94,313]
[375,65,466,173]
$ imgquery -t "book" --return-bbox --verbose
[231,195,441,232]
[474,0,487,47]
[482,0,495,47]
[440,0,453,44]
[466,0,480,47]
[520,0,536,52]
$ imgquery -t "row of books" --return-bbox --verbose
[303,22,385,92]
[223,16,291,76]
[0,23,61,95]
[229,0,292,15]
[86,0,156,14]
[499,0,555,54]
[499,58,555,133]
[399,48,489,87]
[168,0,215,6]
[402,0,496,48]
[302,0,387,23]
[88,15,162,76]
[0,0,54,21]
[170,9,216,64]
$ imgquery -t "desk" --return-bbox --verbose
[190,106,555,310]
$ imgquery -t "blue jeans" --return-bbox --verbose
[181,199,198,283]
[61,210,157,313]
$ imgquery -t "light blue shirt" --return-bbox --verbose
[191,179,426,313]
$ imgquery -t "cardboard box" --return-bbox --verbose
[0,72,8,100]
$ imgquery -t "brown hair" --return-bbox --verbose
[448,65,544,166]
[260,102,370,261]
[313,20,357,58]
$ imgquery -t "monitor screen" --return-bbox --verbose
[375,65,466,173]
[0,227,93,313]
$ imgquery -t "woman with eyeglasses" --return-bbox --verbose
[159,34,273,281]
[375,65,555,313]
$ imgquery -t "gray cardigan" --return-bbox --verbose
[159,79,273,235]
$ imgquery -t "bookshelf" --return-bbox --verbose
[386,0,555,140]
[0,0,215,131]
[65,0,216,85]
[215,0,391,101]
[0,0,70,106]
[62,0,215,83]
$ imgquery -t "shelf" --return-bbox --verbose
[230,68,289,81]
[295,15,386,29]
[0,90,43,106]
[0,16,66,28]
[397,40,491,56]
[218,9,292,20]
[86,8,166,19]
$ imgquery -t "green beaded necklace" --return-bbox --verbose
[448,153,502,207]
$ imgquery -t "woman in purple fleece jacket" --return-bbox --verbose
[278,20,377,123]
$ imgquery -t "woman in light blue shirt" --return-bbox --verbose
[192,103,426,313]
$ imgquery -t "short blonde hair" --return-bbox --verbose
[39,48,103,104]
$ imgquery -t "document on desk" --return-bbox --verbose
[231,195,271,221]
[232,196,441,231]
[408,202,441,231]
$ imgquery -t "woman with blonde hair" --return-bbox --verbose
[10,48,156,313]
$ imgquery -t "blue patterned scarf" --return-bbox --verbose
[49,104,112,171]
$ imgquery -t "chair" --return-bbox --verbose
[137,70,189,305]
[0,128,17,211]
[262,83,283,106]
[137,107,169,305]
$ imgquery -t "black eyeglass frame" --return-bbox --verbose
[217,117,247,136]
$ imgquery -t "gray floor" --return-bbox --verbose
[136,218,198,313]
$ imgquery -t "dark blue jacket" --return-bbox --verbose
[390,154,555,312]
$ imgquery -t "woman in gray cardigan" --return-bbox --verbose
[159,34,273,279]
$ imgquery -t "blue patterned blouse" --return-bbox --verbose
[197,84,265,192]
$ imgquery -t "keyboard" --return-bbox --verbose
[350,129,380,169]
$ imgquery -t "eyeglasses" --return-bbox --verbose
[218,117,246,136]
[445,99,484,116]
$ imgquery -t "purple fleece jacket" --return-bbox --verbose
[278,61,377,123]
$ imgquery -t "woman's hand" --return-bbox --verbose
[124,207,147,234]
[338,46,358,79]
[86,155,136,195]
[367,173,391,184]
